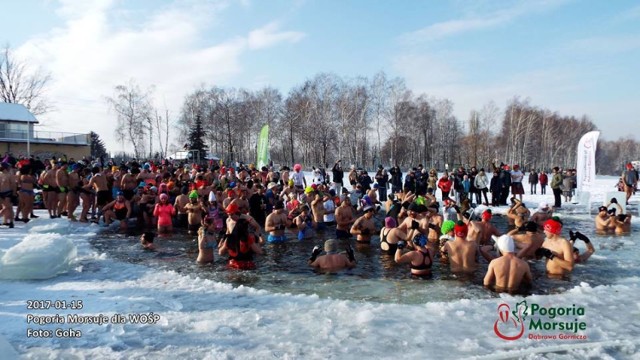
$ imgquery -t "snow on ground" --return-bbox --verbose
[0,175,639,359]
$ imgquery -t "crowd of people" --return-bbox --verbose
[0,153,635,293]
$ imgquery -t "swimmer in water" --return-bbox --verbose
[140,232,156,250]
[483,235,532,294]
[197,217,217,263]
[568,230,595,263]
[535,218,574,277]
[394,233,434,278]
[308,240,356,272]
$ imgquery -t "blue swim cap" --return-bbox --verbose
[413,234,427,247]
[229,181,236,189]
[117,191,124,196]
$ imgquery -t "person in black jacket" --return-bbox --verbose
[389,165,403,194]
[332,160,344,195]
[375,165,389,202]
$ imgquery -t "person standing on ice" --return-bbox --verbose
[528,170,538,194]
[331,160,344,196]
[538,170,548,195]
[621,163,638,203]
[550,167,563,209]
[291,164,306,193]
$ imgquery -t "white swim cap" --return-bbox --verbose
[493,235,515,253]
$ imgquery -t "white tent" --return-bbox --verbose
[169,150,220,162]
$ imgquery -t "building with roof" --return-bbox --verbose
[0,102,90,160]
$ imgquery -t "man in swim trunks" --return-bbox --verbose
[66,164,81,221]
[536,218,574,276]
[483,235,532,293]
[308,239,356,271]
[350,205,377,243]
[265,201,289,243]
[40,162,59,218]
[55,162,70,218]
[86,166,111,219]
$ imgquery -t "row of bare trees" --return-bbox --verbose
[105,73,635,174]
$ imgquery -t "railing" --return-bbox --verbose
[0,129,89,145]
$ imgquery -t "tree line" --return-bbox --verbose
[1,44,636,175]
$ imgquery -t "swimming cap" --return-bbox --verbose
[415,195,425,206]
[116,191,124,196]
[229,181,236,189]
[495,235,515,253]
[311,183,318,190]
[626,163,633,170]
[385,217,397,228]
[150,186,158,192]
[441,220,455,235]
[537,202,549,212]
[481,210,492,221]
[454,221,468,238]
[524,221,538,232]
[413,234,427,247]
[373,183,379,189]
[225,203,239,215]
[288,179,294,186]
[543,218,562,235]
[189,190,198,199]
[324,239,338,254]
[304,186,313,194]
[294,164,302,172]
[159,193,169,201]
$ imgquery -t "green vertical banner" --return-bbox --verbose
[256,124,270,169]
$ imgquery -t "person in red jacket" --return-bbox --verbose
[437,172,453,200]
[538,171,549,195]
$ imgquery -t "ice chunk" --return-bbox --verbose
[0,233,77,280]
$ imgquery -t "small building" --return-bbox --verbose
[0,103,90,160]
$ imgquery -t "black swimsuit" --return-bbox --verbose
[380,229,397,254]
[411,250,432,271]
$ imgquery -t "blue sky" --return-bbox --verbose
[2,0,639,153]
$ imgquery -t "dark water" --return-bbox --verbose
[89,209,638,305]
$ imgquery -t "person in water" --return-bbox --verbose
[394,232,434,278]
[218,218,263,270]
[197,216,217,264]
[569,230,595,263]
[153,193,175,234]
[535,218,574,277]
[350,205,377,243]
[264,200,289,243]
[140,231,156,250]
[308,239,356,271]
[379,217,406,255]
[441,221,479,273]
[102,191,132,230]
[483,234,532,293]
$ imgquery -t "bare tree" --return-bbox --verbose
[0,45,52,115]
[106,79,155,159]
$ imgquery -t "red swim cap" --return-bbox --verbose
[543,219,562,235]
[454,222,468,238]
[225,203,239,215]
[482,210,492,221]
[627,163,633,170]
